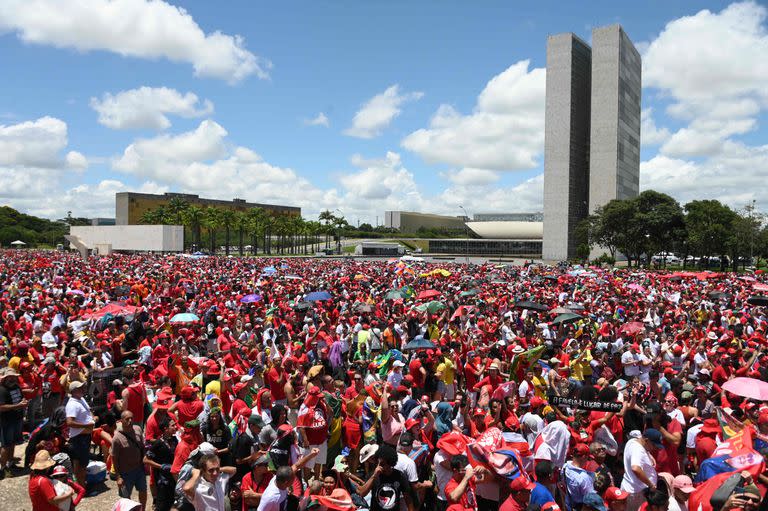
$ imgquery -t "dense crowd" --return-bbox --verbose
[0,250,766,511]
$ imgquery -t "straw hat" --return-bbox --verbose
[31,449,56,470]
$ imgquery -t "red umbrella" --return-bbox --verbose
[417,289,441,300]
[619,321,645,336]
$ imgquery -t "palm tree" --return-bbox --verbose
[202,207,223,254]
[319,210,334,249]
[234,210,247,256]
[246,207,267,256]
[220,209,237,256]
[182,205,205,250]
[166,197,190,225]
[139,206,167,225]
[262,214,277,255]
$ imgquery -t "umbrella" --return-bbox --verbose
[550,307,573,315]
[567,304,585,311]
[305,291,333,302]
[551,312,583,326]
[514,301,548,312]
[403,336,436,351]
[9,240,25,246]
[619,321,646,336]
[66,289,85,296]
[293,302,312,311]
[170,313,200,324]
[416,301,446,314]
[240,294,262,304]
[417,289,441,300]
[747,295,768,306]
[385,289,408,300]
[82,303,140,320]
[262,266,277,275]
[284,275,303,280]
[460,289,480,297]
[708,291,730,300]
[627,283,646,292]
[722,377,768,401]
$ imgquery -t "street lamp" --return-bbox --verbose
[335,208,344,255]
[459,205,470,264]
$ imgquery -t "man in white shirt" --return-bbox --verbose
[65,381,94,488]
[257,465,294,511]
[621,344,641,378]
[621,429,662,511]
[183,453,236,511]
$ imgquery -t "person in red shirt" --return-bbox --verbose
[121,367,148,426]
[39,356,64,418]
[695,418,720,468]
[19,361,42,430]
[500,476,535,511]
[170,386,204,427]
[343,372,364,400]
[464,356,484,406]
[409,354,427,396]
[473,363,503,394]
[28,450,72,511]
[241,454,274,511]
[230,382,250,420]
[171,419,202,476]
[297,386,329,479]
[445,455,479,511]
[266,363,288,405]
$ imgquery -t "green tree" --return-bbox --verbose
[246,207,267,255]
[139,206,168,225]
[635,190,685,267]
[202,207,223,254]
[220,209,237,256]
[166,197,190,225]
[684,200,738,270]
[182,205,205,250]
[318,210,334,249]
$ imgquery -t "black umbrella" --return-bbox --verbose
[515,300,548,312]
[403,335,436,351]
[551,312,583,325]
[354,303,373,313]
[747,295,768,306]
[708,291,731,300]
[567,303,585,311]
[293,302,312,311]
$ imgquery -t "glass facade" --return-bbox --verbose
[428,239,542,257]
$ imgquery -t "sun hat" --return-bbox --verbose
[31,450,56,470]
[359,444,379,463]
[436,431,469,456]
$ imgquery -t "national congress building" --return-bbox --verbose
[542,24,642,261]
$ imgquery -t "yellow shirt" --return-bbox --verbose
[531,375,548,398]
[569,350,593,381]
[436,357,456,385]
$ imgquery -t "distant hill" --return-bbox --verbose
[0,206,73,247]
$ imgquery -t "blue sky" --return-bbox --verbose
[0,0,766,224]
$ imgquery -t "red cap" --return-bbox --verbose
[509,477,535,492]
[404,418,420,430]
[604,487,629,502]
[530,396,546,408]
[573,443,590,456]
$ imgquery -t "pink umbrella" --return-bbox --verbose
[417,289,441,300]
[627,283,646,292]
[619,321,645,336]
[722,377,768,401]
[754,283,768,292]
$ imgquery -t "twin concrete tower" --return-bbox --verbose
[542,25,641,261]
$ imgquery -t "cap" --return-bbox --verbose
[672,475,695,494]
[51,465,68,476]
[359,444,379,463]
[436,431,469,456]
[530,396,545,408]
[541,503,561,511]
[573,443,590,456]
[404,418,420,430]
[69,380,85,392]
[509,476,535,492]
[392,360,405,368]
[252,454,270,466]
[184,419,201,429]
[642,428,664,449]
[198,442,217,455]
[248,415,265,428]
[582,493,607,511]
[603,487,629,503]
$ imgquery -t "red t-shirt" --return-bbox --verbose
[40,367,64,395]
[445,477,478,511]
[267,368,287,400]
[29,474,58,511]
[409,359,425,388]
[241,472,274,511]
[231,398,250,420]
[125,383,147,424]
[499,495,525,511]
[655,419,682,475]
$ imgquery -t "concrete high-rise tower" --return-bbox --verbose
[542,34,592,261]
[589,25,642,212]
[542,24,641,261]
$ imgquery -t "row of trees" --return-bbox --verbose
[578,190,766,270]
[139,198,352,256]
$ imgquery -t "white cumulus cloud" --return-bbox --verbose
[304,112,330,127]
[402,60,545,171]
[90,86,214,130]
[0,0,268,83]
[0,116,69,168]
[344,85,423,139]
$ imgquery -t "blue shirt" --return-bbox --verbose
[562,463,595,511]
[530,482,555,508]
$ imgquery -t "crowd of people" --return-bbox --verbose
[0,250,766,511]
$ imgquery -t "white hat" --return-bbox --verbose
[240,374,254,383]
[69,380,85,392]
[392,360,405,368]
[707,331,718,340]
[359,444,379,463]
